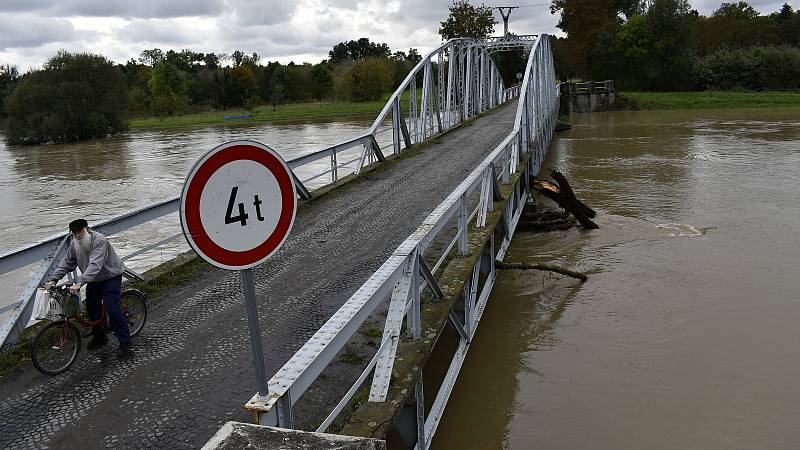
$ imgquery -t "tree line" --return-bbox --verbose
[0,38,423,144]
[551,1,800,90]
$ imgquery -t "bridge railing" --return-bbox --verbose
[244,35,558,449]
[0,39,515,350]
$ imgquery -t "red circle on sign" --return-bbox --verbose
[180,141,296,269]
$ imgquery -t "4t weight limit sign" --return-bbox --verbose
[180,140,297,270]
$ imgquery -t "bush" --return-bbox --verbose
[694,46,800,90]
[4,51,128,144]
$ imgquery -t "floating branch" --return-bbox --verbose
[496,261,588,282]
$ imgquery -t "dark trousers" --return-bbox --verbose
[86,275,130,344]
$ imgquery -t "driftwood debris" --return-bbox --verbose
[517,209,575,232]
[496,261,588,282]
[531,168,599,229]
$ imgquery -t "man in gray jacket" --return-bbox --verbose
[45,219,131,357]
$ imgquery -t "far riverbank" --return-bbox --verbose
[129,100,387,130]
[618,91,800,110]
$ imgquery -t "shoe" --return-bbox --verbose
[115,341,131,358]
[86,336,108,351]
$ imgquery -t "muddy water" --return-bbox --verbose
[433,108,800,449]
[0,119,381,311]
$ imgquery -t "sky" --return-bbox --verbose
[0,0,790,71]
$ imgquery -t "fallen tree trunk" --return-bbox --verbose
[531,169,598,229]
[496,261,588,282]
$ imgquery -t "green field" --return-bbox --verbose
[620,91,800,110]
[130,100,390,129]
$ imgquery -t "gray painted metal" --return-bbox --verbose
[241,268,269,397]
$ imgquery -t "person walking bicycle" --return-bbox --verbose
[44,219,131,357]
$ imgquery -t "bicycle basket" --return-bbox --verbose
[62,293,80,318]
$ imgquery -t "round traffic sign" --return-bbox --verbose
[180,140,297,270]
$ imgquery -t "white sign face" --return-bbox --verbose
[180,140,297,270]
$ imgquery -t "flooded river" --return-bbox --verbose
[433,108,800,449]
[0,119,380,311]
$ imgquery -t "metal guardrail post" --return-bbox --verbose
[276,390,293,428]
[408,249,422,339]
[458,193,468,256]
[463,46,471,120]
[446,43,455,128]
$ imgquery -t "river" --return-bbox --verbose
[433,107,800,449]
[0,118,383,313]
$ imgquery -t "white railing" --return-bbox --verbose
[243,35,558,450]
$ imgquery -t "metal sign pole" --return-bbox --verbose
[241,268,268,396]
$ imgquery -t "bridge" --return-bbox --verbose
[0,34,558,449]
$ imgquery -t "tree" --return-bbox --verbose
[4,51,128,144]
[310,64,334,101]
[347,58,393,101]
[148,61,187,116]
[645,0,697,90]
[713,2,759,20]
[439,0,497,40]
[328,38,391,64]
[551,0,644,20]
[551,0,620,78]
[0,64,19,118]
[228,64,260,109]
[139,48,164,66]
[614,14,653,88]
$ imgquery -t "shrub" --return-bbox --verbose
[5,51,128,145]
[694,46,800,90]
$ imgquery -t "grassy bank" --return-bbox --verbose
[619,91,800,110]
[130,100,388,129]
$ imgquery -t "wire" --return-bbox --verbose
[488,3,550,7]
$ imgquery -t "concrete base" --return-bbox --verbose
[203,422,386,450]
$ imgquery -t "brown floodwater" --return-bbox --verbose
[432,108,800,449]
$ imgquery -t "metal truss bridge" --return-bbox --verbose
[0,34,558,449]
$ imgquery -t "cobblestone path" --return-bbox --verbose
[0,103,516,449]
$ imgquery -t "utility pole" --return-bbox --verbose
[494,6,519,36]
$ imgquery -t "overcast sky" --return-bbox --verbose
[0,0,789,71]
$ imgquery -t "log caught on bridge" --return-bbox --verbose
[531,168,598,229]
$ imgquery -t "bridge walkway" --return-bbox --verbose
[0,102,516,449]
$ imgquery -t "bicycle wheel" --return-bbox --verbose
[120,289,147,338]
[31,320,81,376]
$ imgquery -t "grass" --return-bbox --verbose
[619,91,800,110]
[130,101,389,129]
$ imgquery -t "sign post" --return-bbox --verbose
[180,140,297,396]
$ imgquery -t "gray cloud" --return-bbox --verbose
[0,15,81,50]
[230,0,297,26]
[0,0,224,18]
[117,19,206,45]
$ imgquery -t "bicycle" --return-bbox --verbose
[30,283,148,375]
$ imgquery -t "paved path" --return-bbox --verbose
[0,103,516,449]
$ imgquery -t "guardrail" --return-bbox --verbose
[242,34,558,449]
[0,38,513,350]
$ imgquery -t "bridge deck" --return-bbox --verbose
[0,102,516,449]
